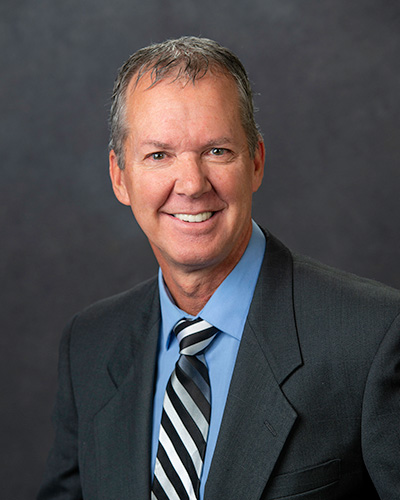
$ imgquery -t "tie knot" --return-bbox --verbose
[173,317,219,356]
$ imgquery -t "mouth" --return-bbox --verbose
[173,211,214,223]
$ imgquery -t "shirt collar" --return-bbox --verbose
[158,220,266,349]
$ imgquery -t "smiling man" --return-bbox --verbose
[38,37,400,500]
[109,68,264,315]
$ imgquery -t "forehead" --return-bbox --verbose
[124,73,246,151]
[125,68,241,114]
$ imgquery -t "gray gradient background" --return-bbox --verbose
[1,1,399,498]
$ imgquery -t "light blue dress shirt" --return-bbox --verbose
[151,220,266,498]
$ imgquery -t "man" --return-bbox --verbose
[38,37,400,500]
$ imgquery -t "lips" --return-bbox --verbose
[173,211,213,223]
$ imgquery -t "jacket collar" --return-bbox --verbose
[248,229,303,384]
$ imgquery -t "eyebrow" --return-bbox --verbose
[139,140,171,149]
[139,137,234,150]
[202,137,234,148]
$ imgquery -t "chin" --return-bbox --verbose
[167,248,223,272]
[152,240,228,273]
[176,254,218,270]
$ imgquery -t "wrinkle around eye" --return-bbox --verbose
[138,152,174,170]
[141,151,174,166]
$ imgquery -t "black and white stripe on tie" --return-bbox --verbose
[152,318,219,500]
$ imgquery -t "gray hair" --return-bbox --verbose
[109,36,261,169]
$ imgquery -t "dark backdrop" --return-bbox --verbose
[1,1,399,498]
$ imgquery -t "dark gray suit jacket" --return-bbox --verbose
[37,232,400,499]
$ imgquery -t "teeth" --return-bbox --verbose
[174,212,213,223]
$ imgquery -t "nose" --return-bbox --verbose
[174,155,212,198]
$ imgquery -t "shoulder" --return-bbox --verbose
[290,251,400,355]
[63,275,159,356]
[261,230,400,347]
[262,228,400,309]
[74,275,159,324]
[292,251,400,308]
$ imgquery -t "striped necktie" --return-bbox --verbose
[152,317,219,500]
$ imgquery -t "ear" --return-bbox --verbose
[251,138,265,193]
[109,150,131,206]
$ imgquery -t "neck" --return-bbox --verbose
[160,241,251,316]
[161,267,223,316]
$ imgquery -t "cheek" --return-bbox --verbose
[210,167,240,196]
[220,169,253,203]
[129,171,174,213]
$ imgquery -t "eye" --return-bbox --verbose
[210,147,226,156]
[150,152,166,160]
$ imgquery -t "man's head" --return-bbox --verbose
[109,37,265,297]
[109,36,261,170]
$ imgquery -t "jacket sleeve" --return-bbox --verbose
[362,311,400,499]
[37,317,83,500]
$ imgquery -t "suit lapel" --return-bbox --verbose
[93,282,161,500]
[205,232,302,500]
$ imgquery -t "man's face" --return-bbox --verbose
[110,70,264,277]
